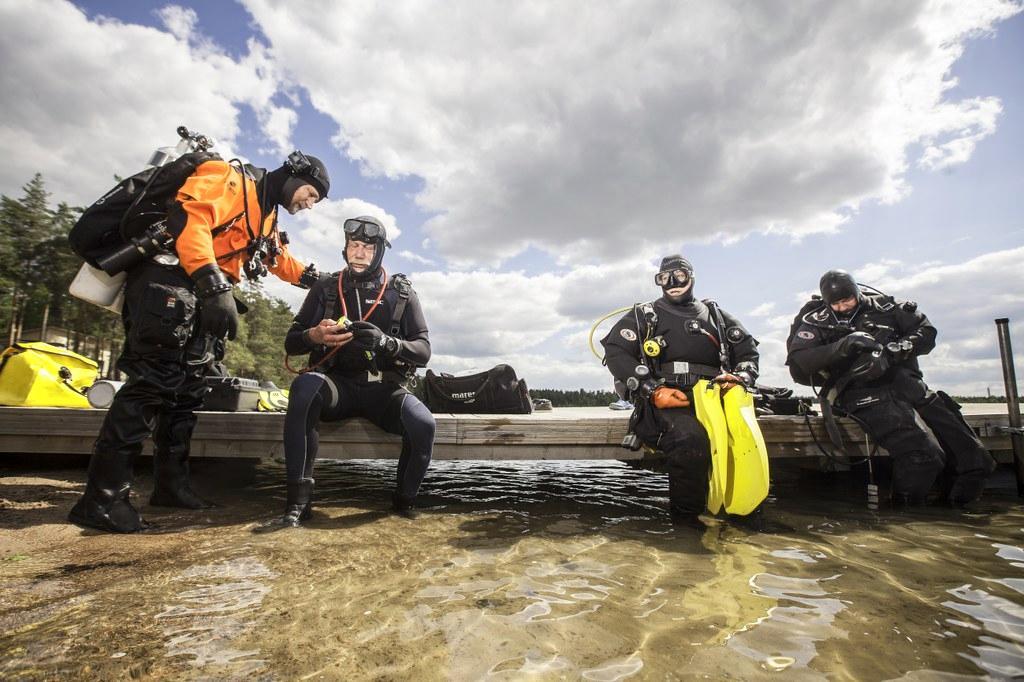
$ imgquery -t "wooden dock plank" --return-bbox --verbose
[0,405,1018,460]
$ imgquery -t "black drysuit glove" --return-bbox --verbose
[192,264,238,341]
[838,331,880,357]
[348,320,400,357]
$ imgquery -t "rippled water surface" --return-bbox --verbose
[2,458,1023,680]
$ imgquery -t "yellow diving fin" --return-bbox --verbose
[721,387,770,516]
[692,379,728,514]
[258,388,290,412]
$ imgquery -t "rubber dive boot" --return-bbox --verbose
[251,479,314,533]
[391,492,420,520]
[150,455,215,509]
[669,499,706,530]
[948,468,990,507]
[891,491,928,509]
[68,482,145,533]
[281,479,314,527]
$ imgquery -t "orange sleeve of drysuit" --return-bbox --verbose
[265,210,307,285]
[173,160,247,278]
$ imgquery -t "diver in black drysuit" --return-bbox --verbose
[786,270,995,506]
[68,155,331,534]
[600,256,759,525]
[273,216,434,526]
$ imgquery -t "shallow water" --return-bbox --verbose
[1,458,1023,680]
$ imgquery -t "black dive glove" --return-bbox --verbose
[295,263,326,290]
[348,320,400,358]
[838,331,880,357]
[192,264,238,340]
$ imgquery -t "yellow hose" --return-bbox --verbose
[588,306,633,361]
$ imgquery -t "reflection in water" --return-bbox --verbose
[726,573,846,672]
[943,584,1024,679]
[156,556,278,674]
[0,458,1022,679]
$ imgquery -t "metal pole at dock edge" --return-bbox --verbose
[995,318,1024,496]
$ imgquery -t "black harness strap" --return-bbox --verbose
[389,273,412,336]
[323,272,341,320]
[703,299,730,373]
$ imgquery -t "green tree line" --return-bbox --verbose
[530,388,619,407]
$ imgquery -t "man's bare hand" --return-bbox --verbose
[713,372,744,393]
[309,319,353,347]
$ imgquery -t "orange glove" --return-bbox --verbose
[652,386,690,408]
[713,373,743,393]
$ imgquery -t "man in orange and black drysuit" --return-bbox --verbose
[69,151,330,533]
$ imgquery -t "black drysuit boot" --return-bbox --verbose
[150,452,215,509]
[948,468,991,508]
[149,410,215,509]
[670,507,707,531]
[391,491,420,519]
[68,449,144,533]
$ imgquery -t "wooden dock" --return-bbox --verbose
[0,405,1018,461]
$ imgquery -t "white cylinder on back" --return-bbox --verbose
[69,264,126,314]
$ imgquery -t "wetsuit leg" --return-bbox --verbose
[838,386,945,504]
[272,372,354,527]
[395,396,436,503]
[363,386,435,509]
[652,406,711,518]
[283,372,347,484]
[891,372,996,505]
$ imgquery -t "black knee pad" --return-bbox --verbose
[288,373,334,412]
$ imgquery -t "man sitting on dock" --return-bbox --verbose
[786,269,996,506]
[269,216,434,528]
[600,255,760,527]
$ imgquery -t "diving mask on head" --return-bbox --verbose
[343,217,392,246]
[343,215,391,281]
[655,268,691,288]
[656,254,695,300]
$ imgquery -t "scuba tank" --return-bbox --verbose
[68,126,215,312]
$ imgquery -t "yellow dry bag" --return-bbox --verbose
[0,342,98,408]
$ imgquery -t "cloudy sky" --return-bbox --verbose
[1,0,1021,394]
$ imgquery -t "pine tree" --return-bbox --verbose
[223,283,298,387]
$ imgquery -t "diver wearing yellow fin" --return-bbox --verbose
[600,255,761,527]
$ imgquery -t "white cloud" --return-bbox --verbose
[748,302,776,318]
[154,5,197,41]
[398,250,436,266]
[0,0,296,203]
[411,270,569,358]
[243,0,1021,264]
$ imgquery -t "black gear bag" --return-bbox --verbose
[68,151,220,268]
[423,364,533,414]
